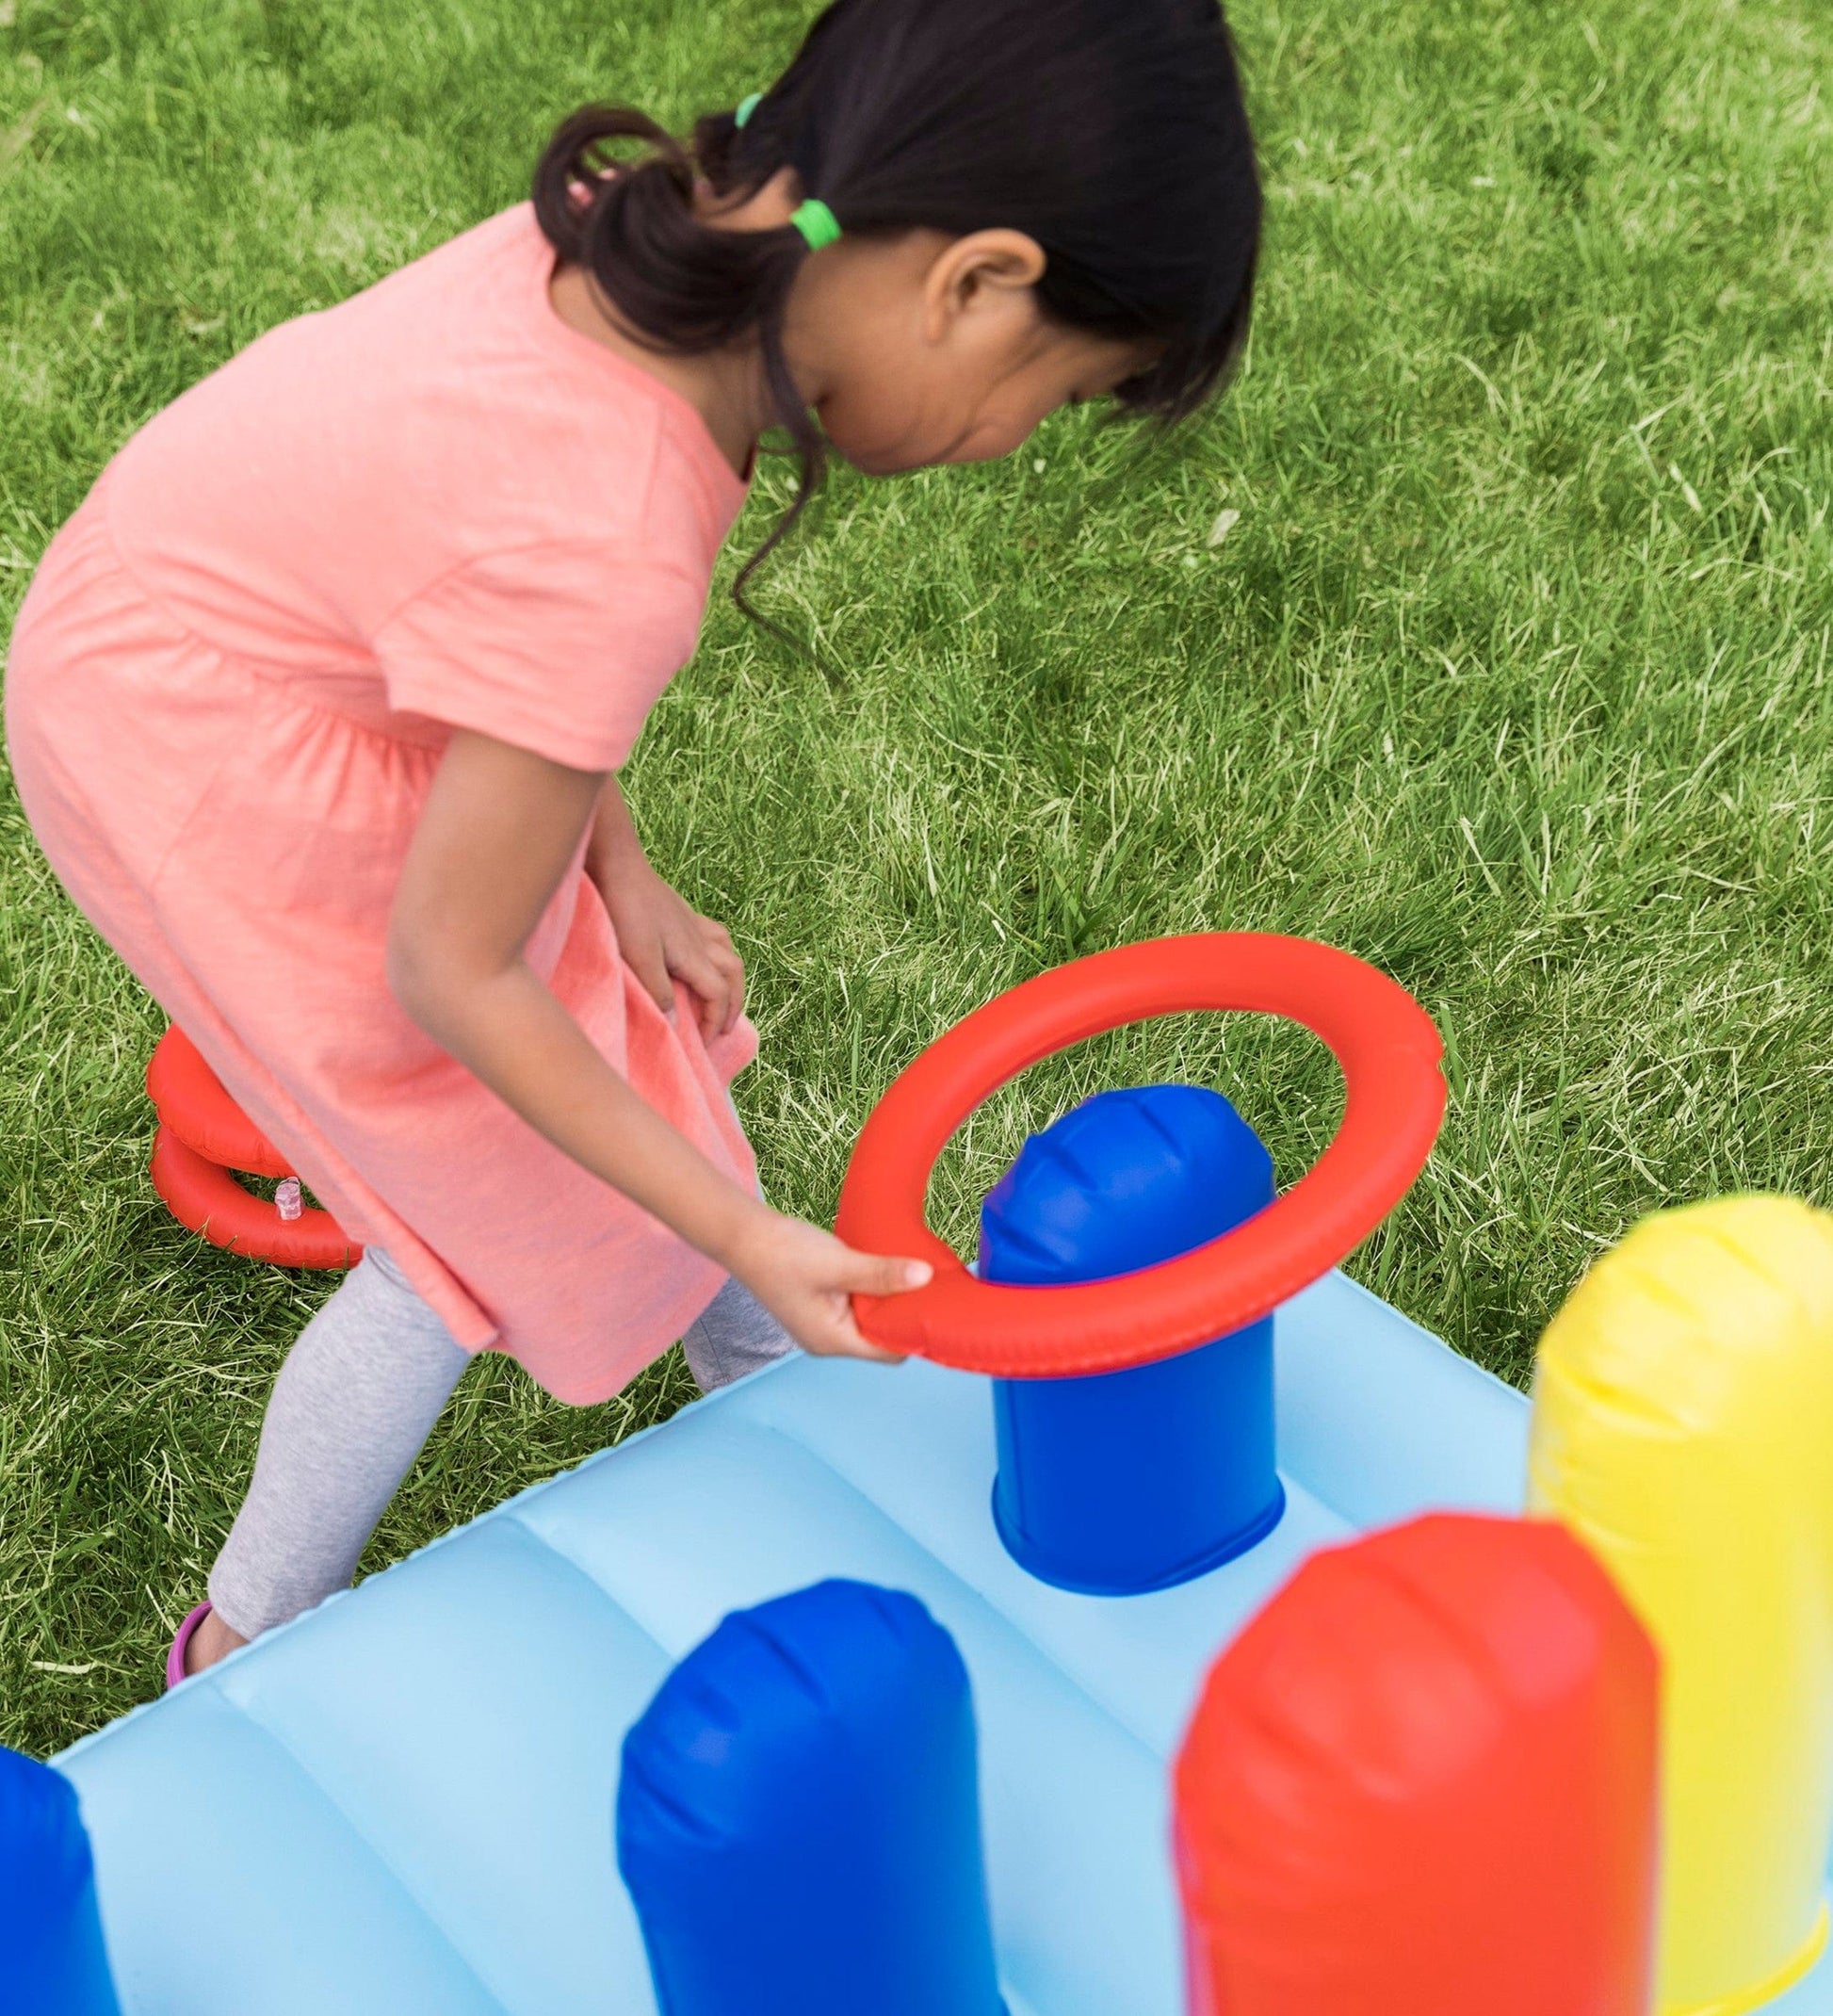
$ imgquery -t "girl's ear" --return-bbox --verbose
[920,229,1048,343]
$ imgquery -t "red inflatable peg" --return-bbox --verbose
[1173,1515,1659,2016]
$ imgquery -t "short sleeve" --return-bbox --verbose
[374,540,708,772]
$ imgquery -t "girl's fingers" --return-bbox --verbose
[813,1301,906,1364]
[823,1250,931,1361]
[840,1250,933,1297]
[847,1339,907,1365]
[627,935,675,1016]
[669,947,733,1036]
[685,922,744,1031]
[830,1318,906,1364]
[707,940,745,1032]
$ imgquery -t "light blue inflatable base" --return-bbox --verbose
[57,1273,1833,2015]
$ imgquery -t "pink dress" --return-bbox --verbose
[4,205,760,1405]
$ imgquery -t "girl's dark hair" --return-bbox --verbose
[533,0,1261,616]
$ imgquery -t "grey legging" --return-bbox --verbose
[208,1248,791,1640]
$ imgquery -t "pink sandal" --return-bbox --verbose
[166,1600,212,1691]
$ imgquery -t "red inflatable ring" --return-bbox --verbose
[150,1127,363,1270]
[147,1025,293,1178]
[835,934,1446,1377]
[146,1027,362,1271]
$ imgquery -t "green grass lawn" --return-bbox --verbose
[4,0,1830,1757]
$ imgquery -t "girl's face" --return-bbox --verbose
[792,224,1158,475]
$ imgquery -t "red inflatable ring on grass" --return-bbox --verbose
[835,934,1446,1377]
[146,1027,362,1271]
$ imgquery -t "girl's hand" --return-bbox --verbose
[726,1209,933,1363]
[600,854,746,1043]
[586,780,744,1041]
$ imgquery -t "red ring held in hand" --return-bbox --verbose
[835,934,1445,1378]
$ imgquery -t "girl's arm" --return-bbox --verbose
[387,728,926,1360]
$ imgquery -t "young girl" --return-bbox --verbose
[5,0,1260,1683]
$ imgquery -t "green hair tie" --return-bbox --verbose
[733,92,840,249]
[790,198,842,252]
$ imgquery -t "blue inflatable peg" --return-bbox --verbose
[981,1084,1285,1593]
[617,1579,1006,2016]
[0,1744,122,2016]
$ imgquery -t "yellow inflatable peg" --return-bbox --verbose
[1529,1195,1833,2016]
